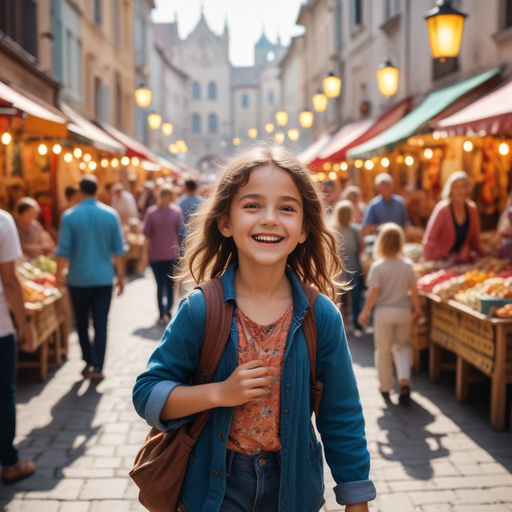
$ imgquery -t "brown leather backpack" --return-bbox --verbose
[129,278,322,512]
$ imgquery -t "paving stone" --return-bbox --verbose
[79,478,128,500]
[59,503,91,512]
[409,491,457,506]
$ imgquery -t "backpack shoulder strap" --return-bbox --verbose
[194,279,234,385]
[299,283,323,416]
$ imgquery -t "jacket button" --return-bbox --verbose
[213,470,220,477]
[229,352,234,360]
[286,383,291,388]
[258,458,267,467]
[284,409,289,414]
[286,357,291,363]
[219,433,225,441]
[281,494,287,500]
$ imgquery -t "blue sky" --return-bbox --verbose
[152,0,305,66]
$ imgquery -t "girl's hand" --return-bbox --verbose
[358,312,369,329]
[216,360,275,407]
[346,503,369,512]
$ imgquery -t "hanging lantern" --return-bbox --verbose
[275,131,285,144]
[323,72,341,98]
[64,153,73,163]
[499,141,510,156]
[248,128,258,139]
[233,137,241,146]
[312,91,328,113]
[1,132,12,145]
[425,0,467,61]
[265,123,275,133]
[275,111,288,127]
[287,129,300,142]
[376,58,399,98]
[148,113,162,130]
[135,84,152,108]
[52,144,62,155]
[299,110,314,128]
[162,123,174,136]
[38,143,48,156]
[121,156,130,166]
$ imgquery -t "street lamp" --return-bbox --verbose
[248,128,258,139]
[312,90,328,113]
[162,123,173,136]
[265,123,275,133]
[288,129,300,141]
[299,110,314,128]
[275,111,288,127]
[323,72,341,98]
[275,131,285,144]
[148,113,162,130]
[233,137,241,146]
[425,0,467,61]
[135,84,152,108]
[376,58,399,98]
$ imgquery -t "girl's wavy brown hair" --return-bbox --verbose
[178,143,345,300]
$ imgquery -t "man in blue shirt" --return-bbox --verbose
[362,173,409,234]
[56,176,127,380]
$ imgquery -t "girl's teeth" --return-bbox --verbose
[255,236,280,242]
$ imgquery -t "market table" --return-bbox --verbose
[420,291,512,431]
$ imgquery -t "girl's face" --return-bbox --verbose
[219,164,307,270]
[451,179,469,203]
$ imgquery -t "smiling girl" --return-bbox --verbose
[133,144,376,512]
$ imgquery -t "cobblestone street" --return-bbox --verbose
[2,274,512,512]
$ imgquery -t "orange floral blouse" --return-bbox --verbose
[227,302,293,455]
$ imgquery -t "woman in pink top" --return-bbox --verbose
[422,171,485,263]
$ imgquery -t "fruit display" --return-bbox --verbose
[455,278,511,310]
[417,269,458,292]
[432,276,466,300]
[496,304,512,318]
[31,256,57,275]
[17,259,60,304]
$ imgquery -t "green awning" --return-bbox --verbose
[347,67,501,160]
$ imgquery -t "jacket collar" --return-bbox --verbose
[219,263,310,321]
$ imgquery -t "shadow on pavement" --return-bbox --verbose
[132,324,167,341]
[0,380,102,506]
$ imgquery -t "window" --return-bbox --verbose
[65,30,72,89]
[192,82,201,100]
[208,82,217,100]
[268,89,274,105]
[94,77,102,119]
[432,57,459,81]
[0,0,37,57]
[384,0,400,20]
[352,0,363,27]
[208,113,218,133]
[94,0,102,26]
[506,0,512,28]
[241,93,249,109]
[114,0,120,44]
[115,72,122,128]
[192,113,201,133]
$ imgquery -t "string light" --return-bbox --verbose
[318,172,326,181]
[323,162,331,171]
[364,160,374,170]
[73,148,83,158]
[1,132,12,145]
[405,156,415,166]
[79,162,86,170]
[424,148,434,159]
[121,156,130,166]
[381,157,390,168]
[83,153,92,162]
[111,158,119,168]
[333,163,340,171]
[101,159,109,168]
[233,138,241,146]
[131,157,140,166]
[498,141,510,156]
[354,159,363,169]
[52,144,62,155]
[329,171,337,180]
[463,140,473,152]
[64,153,73,163]
[340,162,348,171]
[88,161,97,171]
[38,144,48,155]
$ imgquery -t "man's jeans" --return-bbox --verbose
[69,286,113,373]
[0,334,18,467]
[150,260,175,318]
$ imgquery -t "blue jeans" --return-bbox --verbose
[0,334,18,466]
[350,272,365,331]
[69,285,113,372]
[150,260,175,318]
[220,450,281,512]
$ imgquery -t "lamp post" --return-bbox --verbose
[135,84,152,108]
[425,0,467,61]
[376,58,399,98]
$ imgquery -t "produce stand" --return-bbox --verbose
[420,290,512,431]
[21,293,62,382]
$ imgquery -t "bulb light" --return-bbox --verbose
[121,156,130,166]
[1,132,12,145]
[64,153,73,163]
[38,144,48,155]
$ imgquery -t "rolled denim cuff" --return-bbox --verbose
[145,380,192,432]
[334,479,377,505]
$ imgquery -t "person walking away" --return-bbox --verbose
[133,144,376,511]
[56,176,127,381]
[140,185,183,324]
[15,197,55,258]
[341,186,366,225]
[358,223,421,405]
[111,183,138,225]
[177,179,204,228]
[64,186,80,210]
[361,174,409,235]
[0,209,36,484]
[332,200,365,337]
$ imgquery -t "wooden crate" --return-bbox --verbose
[55,292,72,358]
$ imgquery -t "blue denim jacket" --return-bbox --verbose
[133,264,376,512]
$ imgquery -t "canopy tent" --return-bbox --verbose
[347,67,501,160]
[99,121,159,163]
[311,97,411,167]
[297,133,332,163]
[434,78,512,135]
[62,103,126,154]
[0,80,68,137]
